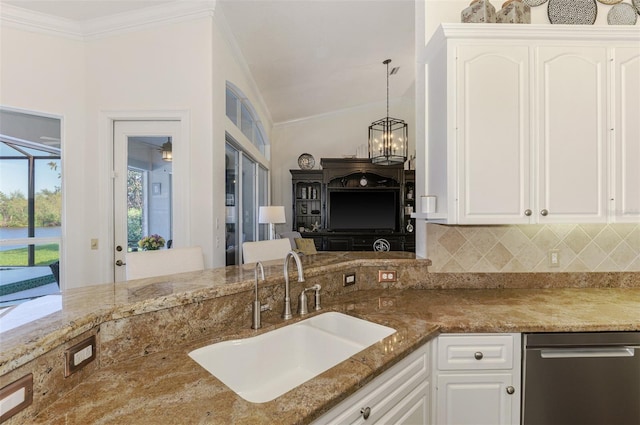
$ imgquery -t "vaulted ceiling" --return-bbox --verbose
[3,0,415,125]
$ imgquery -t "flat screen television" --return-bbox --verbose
[328,189,398,232]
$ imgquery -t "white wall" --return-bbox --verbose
[0,27,87,287]
[270,97,415,230]
[1,10,273,288]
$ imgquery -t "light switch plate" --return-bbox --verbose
[64,335,97,377]
[343,272,356,287]
[0,374,33,423]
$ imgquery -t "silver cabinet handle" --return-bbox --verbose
[540,209,549,216]
[474,351,483,360]
[506,386,515,395]
[360,406,371,420]
[524,209,532,216]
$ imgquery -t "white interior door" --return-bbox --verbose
[113,121,180,282]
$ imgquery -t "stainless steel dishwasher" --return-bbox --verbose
[522,332,640,425]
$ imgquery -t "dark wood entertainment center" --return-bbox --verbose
[290,158,415,252]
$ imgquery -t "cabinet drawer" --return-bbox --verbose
[437,334,514,370]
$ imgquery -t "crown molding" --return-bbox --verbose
[437,23,640,42]
[0,3,84,39]
[0,1,217,40]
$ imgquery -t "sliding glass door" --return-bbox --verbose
[225,141,268,265]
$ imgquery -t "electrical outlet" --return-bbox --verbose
[64,335,97,377]
[548,249,560,268]
[378,270,397,283]
[0,374,33,423]
[343,272,356,287]
[379,297,397,309]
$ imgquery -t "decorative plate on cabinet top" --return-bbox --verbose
[607,2,638,24]
[523,0,548,6]
[634,0,640,14]
[297,153,315,170]
[547,0,597,24]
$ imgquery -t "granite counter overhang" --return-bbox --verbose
[1,253,639,424]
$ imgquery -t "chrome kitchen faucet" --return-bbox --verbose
[282,251,305,320]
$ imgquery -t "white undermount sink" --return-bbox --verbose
[188,312,395,403]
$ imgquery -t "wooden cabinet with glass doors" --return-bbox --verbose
[290,170,324,233]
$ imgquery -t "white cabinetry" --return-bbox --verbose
[613,47,640,222]
[421,25,640,225]
[313,341,430,425]
[456,45,531,224]
[433,333,521,425]
[535,45,608,223]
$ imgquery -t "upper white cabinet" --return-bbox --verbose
[613,47,640,222]
[421,24,640,225]
[456,44,531,224]
[535,45,608,223]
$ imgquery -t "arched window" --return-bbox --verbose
[225,83,269,159]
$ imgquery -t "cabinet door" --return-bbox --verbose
[436,373,516,425]
[456,45,531,224]
[375,381,430,425]
[536,46,608,223]
[613,47,640,222]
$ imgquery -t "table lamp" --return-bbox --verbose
[259,206,286,240]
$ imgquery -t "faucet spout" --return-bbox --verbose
[251,262,265,329]
[282,251,305,320]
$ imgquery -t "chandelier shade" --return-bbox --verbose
[161,137,173,162]
[368,59,408,166]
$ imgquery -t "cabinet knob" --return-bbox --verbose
[360,406,371,420]
[540,209,549,216]
[506,386,515,395]
[524,209,532,216]
[474,351,483,360]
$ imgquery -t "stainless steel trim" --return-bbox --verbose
[540,347,635,358]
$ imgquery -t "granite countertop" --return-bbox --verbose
[29,285,640,424]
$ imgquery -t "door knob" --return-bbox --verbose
[116,260,126,267]
[360,406,371,420]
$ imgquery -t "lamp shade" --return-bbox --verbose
[259,206,286,224]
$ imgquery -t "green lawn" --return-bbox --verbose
[0,244,60,266]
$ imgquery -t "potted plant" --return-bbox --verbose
[138,234,165,251]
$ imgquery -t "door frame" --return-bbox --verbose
[99,110,191,283]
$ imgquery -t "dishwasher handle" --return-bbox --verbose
[540,347,636,359]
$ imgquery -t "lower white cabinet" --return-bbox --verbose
[433,333,521,425]
[313,341,431,425]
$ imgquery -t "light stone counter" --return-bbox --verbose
[1,252,638,424]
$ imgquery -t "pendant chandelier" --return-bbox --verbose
[368,59,408,166]
[161,137,172,162]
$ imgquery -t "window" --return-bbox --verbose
[224,83,271,265]
[225,84,269,158]
[0,109,62,305]
[225,141,269,266]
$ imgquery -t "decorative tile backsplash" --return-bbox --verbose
[427,223,640,273]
